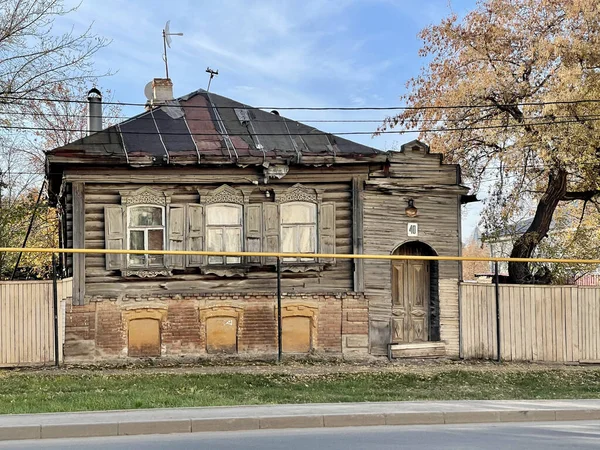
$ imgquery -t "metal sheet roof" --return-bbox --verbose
[46,89,384,166]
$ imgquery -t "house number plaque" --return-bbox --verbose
[407,223,418,237]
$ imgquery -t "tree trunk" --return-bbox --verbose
[508,168,567,284]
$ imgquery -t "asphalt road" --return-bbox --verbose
[3,421,600,449]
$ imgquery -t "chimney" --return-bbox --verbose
[87,88,102,135]
[151,78,173,106]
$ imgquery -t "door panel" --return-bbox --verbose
[392,317,405,344]
[408,261,429,342]
[392,258,430,343]
[392,263,406,306]
[409,262,426,308]
[410,313,427,342]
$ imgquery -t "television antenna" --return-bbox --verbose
[206,67,219,92]
[162,20,183,79]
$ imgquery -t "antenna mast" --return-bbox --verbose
[206,67,219,92]
[162,20,183,79]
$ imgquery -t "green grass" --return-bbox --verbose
[1,368,600,414]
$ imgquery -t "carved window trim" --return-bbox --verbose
[277,185,321,265]
[276,183,318,204]
[120,186,171,206]
[201,184,245,205]
[280,201,318,263]
[205,203,244,265]
[199,185,246,269]
[120,187,172,277]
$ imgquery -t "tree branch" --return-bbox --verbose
[561,191,600,201]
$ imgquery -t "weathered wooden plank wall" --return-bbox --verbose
[363,148,463,356]
[460,283,600,362]
[0,278,72,367]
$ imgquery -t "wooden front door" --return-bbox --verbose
[392,260,430,343]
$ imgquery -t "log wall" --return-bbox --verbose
[363,145,463,356]
[65,166,365,297]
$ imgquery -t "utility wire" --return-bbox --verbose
[4,95,600,111]
[3,116,600,137]
[3,109,600,124]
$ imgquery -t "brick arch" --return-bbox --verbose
[391,240,438,256]
[281,303,318,353]
[122,308,167,357]
[198,306,243,354]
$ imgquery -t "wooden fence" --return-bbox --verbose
[460,283,600,362]
[0,278,72,367]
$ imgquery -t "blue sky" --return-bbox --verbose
[60,0,482,237]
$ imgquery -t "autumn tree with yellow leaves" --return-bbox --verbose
[381,0,600,283]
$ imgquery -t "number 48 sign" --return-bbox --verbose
[407,223,419,237]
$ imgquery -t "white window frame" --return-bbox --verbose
[126,204,166,268]
[205,203,243,265]
[280,201,317,263]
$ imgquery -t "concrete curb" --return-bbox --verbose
[2,409,600,441]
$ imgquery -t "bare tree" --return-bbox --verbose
[0,0,111,278]
[0,0,109,105]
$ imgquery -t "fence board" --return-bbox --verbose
[0,278,72,367]
[460,283,600,363]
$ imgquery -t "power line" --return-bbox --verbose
[3,116,600,137]
[4,109,600,125]
[4,94,600,111]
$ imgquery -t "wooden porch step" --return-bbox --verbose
[389,342,446,359]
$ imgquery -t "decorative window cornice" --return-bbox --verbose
[120,187,170,206]
[202,184,244,205]
[277,183,318,204]
[122,269,172,278]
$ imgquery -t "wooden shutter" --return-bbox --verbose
[168,204,185,269]
[187,203,204,267]
[319,202,336,264]
[262,202,279,264]
[245,203,262,264]
[104,205,124,270]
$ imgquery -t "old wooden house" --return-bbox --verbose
[46,79,471,361]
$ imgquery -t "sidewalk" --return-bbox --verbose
[2,399,600,441]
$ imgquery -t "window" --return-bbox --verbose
[280,202,317,262]
[127,205,165,267]
[206,204,243,264]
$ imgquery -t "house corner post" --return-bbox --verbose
[352,177,365,292]
[277,257,282,362]
[72,182,86,305]
[52,252,60,367]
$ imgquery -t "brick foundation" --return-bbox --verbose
[64,292,369,362]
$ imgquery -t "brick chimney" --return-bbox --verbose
[150,78,173,106]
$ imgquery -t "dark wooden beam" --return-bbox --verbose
[352,176,365,293]
[72,182,86,305]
